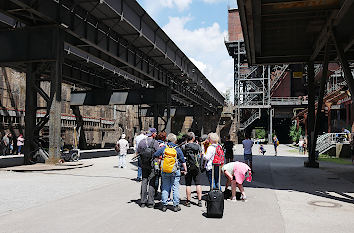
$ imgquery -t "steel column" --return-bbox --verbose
[269,108,273,143]
[24,63,38,165]
[153,104,159,130]
[304,62,318,168]
[309,42,330,167]
[48,29,64,163]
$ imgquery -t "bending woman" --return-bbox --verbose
[222,161,252,201]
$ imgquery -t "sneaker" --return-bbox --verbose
[140,203,146,208]
[147,204,154,208]
[198,200,203,207]
[185,201,191,207]
[161,205,167,212]
[173,205,181,212]
[240,194,247,201]
[231,197,237,202]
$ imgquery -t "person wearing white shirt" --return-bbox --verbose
[203,133,220,189]
[117,134,129,168]
[134,131,146,180]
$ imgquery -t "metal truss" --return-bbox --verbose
[0,0,224,112]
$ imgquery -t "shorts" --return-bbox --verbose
[244,154,252,162]
[185,168,201,186]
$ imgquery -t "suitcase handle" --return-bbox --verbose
[211,163,221,191]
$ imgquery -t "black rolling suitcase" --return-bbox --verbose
[206,164,224,218]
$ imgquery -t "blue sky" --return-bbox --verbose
[136,0,237,95]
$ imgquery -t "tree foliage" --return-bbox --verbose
[255,128,266,139]
[289,124,302,143]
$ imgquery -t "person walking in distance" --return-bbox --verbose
[134,131,147,181]
[154,133,187,212]
[1,133,10,156]
[182,132,203,207]
[273,135,279,156]
[242,134,254,172]
[224,135,234,163]
[117,134,129,168]
[17,134,24,155]
[137,128,160,208]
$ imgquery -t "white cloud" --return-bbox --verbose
[140,0,192,17]
[162,16,234,96]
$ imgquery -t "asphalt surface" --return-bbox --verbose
[0,144,353,233]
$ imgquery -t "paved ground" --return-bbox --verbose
[0,144,353,233]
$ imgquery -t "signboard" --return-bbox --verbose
[293,72,303,78]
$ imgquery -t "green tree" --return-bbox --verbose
[255,128,266,139]
[289,124,302,143]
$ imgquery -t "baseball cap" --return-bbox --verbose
[146,128,157,137]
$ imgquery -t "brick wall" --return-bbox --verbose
[228,9,243,41]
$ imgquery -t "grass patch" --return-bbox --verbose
[318,154,352,165]
[287,149,299,153]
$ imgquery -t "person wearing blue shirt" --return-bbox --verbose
[154,133,187,212]
[242,134,254,172]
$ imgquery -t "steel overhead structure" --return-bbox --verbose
[0,0,224,110]
[0,0,224,163]
[237,0,354,168]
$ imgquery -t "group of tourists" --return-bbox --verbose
[0,132,24,156]
[127,128,252,212]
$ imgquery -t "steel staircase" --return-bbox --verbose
[270,64,289,93]
[239,109,261,130]
[316,133,350,154]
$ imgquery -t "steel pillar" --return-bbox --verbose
[153,104,159,130]
[24,64,39,164]
[304,62,318,168]
[193,106,204,136]
[48,30,64,163]
[309,42,329,167]
[268,108,274,143]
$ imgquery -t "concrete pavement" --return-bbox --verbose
[0,144,353,233]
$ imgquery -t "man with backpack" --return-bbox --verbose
[154,133,187,212]
[181,132,203,207]
[137,128,160,208]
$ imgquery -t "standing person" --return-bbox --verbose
[182,132,203,207]
[298,137,304,154]
[134,130,147,181]
[224,135,234,163]
[8,133,13,154]
[204,133,221,190]
[17,134,24,155]
[154,133,187,212]
[242,134,254,172]
[1,133,10,156]
[117,134,129,168]
[273,135,279,156]
[222,161,252,201]
[137,128,160,208]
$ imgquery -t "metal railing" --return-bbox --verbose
[316,133,350,154]
[270,65,289,91]
[270,97,307,105]
[239,110,261,130]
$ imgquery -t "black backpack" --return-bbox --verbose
[183,143,200,171]
[140,139,156,169]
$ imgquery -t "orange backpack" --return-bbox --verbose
[161,145,178,173]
